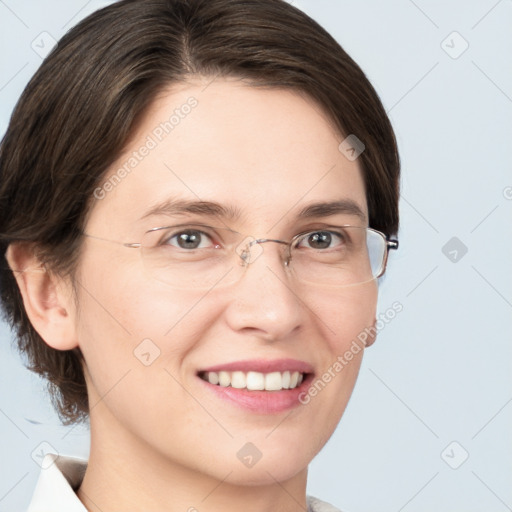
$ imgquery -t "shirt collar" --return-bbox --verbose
[27,452,88,512]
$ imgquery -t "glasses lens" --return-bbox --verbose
[141,224,240,289]
[289,226,386,287]
[367,229,387,278]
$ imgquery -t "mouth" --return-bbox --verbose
[196,359,314,413]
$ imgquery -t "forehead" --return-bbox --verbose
[88,77,368,233]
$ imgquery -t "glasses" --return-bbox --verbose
[83,223,398,289]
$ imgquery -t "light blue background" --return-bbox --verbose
[1,1,511,511]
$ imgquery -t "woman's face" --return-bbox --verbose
[74,77,377,484]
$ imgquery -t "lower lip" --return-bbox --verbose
[197,374,314,414]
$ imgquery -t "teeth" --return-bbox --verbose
[231,371,246,389]
[203,370,305,391]
[282,371,291,389]
[208,371,219,385]
[218,371,230,387]
[265,371,283,391]
[246,371,265,390]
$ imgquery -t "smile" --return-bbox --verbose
[196,358,314,413]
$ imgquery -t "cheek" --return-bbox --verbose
[305,280,378,352]
[292,282,377,442]
[75,261,220,367]
[73,265,227,447]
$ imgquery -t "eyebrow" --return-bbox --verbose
[297,199,367,222]
[141,198,367,223]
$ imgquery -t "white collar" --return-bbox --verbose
[27,453,88,512]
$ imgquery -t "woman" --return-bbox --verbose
[0,0,400,510]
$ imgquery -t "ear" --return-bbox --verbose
[5,243,79,350]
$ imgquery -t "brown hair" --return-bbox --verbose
[0,0,400,425]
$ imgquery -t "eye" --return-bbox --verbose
[162,228,218,250]
[295,230,347,250]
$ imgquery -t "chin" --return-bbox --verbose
[222,459,309,487]
[214,435,318,486]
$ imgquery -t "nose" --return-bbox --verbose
[222,239,303,342]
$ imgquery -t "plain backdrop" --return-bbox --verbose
[0,1,511,511]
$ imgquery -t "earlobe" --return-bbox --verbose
[5,243,79,351]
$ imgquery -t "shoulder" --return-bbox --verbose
[307,495,344,512]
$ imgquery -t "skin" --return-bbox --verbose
[8,77,378,512]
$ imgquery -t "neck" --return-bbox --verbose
[77,408,308,512]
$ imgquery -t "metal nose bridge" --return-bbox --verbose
[239,237,291,266]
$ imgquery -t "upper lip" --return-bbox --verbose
[198,358,314,374]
